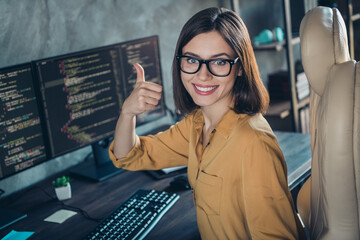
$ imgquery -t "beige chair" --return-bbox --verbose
[297,6,360,239]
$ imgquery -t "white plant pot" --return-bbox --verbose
[55,183,72,201]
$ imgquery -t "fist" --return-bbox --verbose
[121,63,163,117]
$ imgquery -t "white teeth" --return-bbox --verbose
[194,85,217,92]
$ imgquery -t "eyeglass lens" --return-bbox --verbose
[179,57,232,76]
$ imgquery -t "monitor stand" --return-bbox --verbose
[0,209,27,230]
[70,138,125,182]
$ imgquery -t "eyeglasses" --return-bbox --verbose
[176,55,239,77]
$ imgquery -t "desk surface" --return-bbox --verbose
[0,131,311,240]
[0,170,201,240]
[274,131,311,190]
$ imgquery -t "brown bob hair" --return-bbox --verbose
[172,7,269,116]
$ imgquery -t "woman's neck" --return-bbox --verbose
[200,105,231,149]
[201,104,231,133]
[200,92,234,129]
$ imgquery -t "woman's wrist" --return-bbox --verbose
[120,110,136,120]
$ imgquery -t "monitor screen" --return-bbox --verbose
[118,37,165,125]
[33,36,165,181]
[34,46,124,158]
[0,63,46,179]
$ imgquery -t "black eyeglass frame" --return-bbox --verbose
[176,55,239,77]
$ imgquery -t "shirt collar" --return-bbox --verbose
[192,109,248,139]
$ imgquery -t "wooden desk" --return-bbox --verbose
[0,131,311,240]
[0,169,200,240]
[274,131,312,191]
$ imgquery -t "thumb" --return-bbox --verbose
[134,63,145,83]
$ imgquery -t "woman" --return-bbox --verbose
[109,7,305,239]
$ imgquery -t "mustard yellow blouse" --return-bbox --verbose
[109,109,305,239]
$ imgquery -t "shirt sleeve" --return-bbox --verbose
[108,115,192,171]
[241,133,305,240]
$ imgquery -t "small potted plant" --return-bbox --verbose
[53,176,72,201]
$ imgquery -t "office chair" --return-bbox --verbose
[297,6,360,239]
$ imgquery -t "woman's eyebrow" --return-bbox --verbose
[182,52,200,58]
[182,52,232,58]
[211,53,231,58]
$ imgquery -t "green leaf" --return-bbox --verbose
[53,175,70,188]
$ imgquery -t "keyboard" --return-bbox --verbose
[85,189,180,240]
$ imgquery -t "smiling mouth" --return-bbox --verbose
[193,84,218,95]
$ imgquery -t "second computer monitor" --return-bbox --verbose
[118,37,165,125]
[34,36,165,159]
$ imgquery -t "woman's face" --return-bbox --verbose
[180,30,241,111]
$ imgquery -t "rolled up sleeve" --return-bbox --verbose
[109,115,192,171]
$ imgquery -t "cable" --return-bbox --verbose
[3,185,101,223]
[59,202,102,222]
[0,188,5,197]
[35,186,102,222]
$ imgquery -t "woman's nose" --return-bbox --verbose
[197,63,212,81]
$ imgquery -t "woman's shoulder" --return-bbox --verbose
[248,113,276,138]
[235,114,286,170]
[233,113,279,150]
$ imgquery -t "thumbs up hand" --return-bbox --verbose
[121,63,163,117]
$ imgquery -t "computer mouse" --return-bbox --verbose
[170,175,191,190]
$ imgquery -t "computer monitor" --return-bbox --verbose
[0,63,47,229]
[0,63,47,179]
[33,36,166,181]
[118,37,165,125]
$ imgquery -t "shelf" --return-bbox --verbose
[297,97,310,109]
[266,100,291,119]
[352,13,360,21]
[290,36,300,45]
[253,40,285,51]
[253,36,300,51]
[265,100,294,131]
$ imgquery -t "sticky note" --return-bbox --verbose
[1,230,34,240]
[44,209,77,224]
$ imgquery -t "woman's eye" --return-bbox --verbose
[214,60,226,65]
[186,58,198,64]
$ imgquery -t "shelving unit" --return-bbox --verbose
[347,0,360,59]
[282,0,307,132]
[231,0,309,132]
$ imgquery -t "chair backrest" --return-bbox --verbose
[299,6,360,239]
